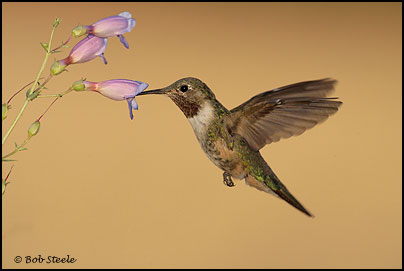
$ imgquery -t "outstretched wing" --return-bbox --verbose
[226,78,342,151]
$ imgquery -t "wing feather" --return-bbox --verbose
[226,78,342,151]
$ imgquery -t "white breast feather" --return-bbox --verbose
[187,102,215,142]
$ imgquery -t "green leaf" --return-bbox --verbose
[2,179,8,195]
[40,42,49,52]
[2,159,17,162]
[51,50,62,54]
[2,103,9,120]
[19,147,28,151]
[27,91,41,101]
[26,88,32,98]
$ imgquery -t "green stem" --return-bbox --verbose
[37,94,62,98]
[33,74,53,92]
[37,88,73,121]
[2,137,31,160]
[37,87,73,98]
[50,34,72,54]
[7,78,43,104]
[2,23,57,146]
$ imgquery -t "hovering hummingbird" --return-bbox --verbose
[138,78,342,217]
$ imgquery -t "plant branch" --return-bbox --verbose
[2,137,31,160]
[2,23,57,145]
[50,34,72,54]
[6,78,43,104]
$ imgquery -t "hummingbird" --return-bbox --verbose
[138,77,342,217]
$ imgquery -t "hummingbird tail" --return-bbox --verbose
[245,169,313,217]
[273,185,313,217]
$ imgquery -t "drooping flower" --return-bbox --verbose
[72,12,136,49]
[72,79,148,120]
[51,35,108,75]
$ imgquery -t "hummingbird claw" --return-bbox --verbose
[223,172,235,187]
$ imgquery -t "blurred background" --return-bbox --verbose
[2,2,402,268]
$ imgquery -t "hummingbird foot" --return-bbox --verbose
[223,172,235,187]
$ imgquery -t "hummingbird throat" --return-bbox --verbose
[170,95,202,118]
[187,102,215,141]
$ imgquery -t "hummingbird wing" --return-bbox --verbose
[226,78,342,151]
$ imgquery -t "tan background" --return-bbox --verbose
[2,2,402,269]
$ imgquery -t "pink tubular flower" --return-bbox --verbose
[51,35,108,75]
[72,12,136,49]
[73,79,148,120]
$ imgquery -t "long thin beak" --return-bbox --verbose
[137,89,165,96]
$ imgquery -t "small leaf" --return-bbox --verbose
[2,103,9,120]
[51,50,62,54]
[19,147,28,151]
[14,142,18,149]
[26,88,32,98]
[2,179,9,195]
[62,45,69,48]
[27,91,41,101]
[40,42,49,52]
[2,159,17,162]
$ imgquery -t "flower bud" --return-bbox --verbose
[50,60,67,76]
[2,103,10,120]
[53,18,61,28]
[72,80,86,91]
[28,121,41,137]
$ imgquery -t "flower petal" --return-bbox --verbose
[89,12,136,38]
[118,34,129,49]
[69,35,108,64]
[100,53,108,64]
[131,98,138,110]
[118,11,132,19]
[126,98,134,120]
[134,81,149,95]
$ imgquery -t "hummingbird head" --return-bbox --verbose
[138,77,216,118]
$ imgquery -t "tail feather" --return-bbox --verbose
[245,169,313,217]
[274,186,313,217]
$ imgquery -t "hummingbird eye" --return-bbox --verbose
[180,85,188,92]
